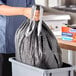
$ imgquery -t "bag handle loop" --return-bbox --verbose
[25,5,43,37]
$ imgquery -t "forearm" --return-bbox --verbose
[0,5,27,16]
[0,4,40,21]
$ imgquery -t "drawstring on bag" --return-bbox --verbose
[25,5,43,37]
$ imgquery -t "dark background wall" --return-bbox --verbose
[65,0,76,6]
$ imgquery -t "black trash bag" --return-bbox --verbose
[15,5,62,69]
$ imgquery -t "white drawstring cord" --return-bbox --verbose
[25,5,43,37]
[37,6,43,36]
[25,5,36,37]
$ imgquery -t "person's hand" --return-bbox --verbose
[23,8,40,21]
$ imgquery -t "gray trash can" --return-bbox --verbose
[9,58,74,76]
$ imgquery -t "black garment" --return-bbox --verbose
[0,54,15,76]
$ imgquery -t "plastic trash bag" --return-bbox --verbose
[15,5,62,69]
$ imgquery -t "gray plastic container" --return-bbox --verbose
[9,58,74,76]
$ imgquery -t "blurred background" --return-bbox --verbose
[35,0,76,66]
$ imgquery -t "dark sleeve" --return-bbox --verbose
[26,0,35,7]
